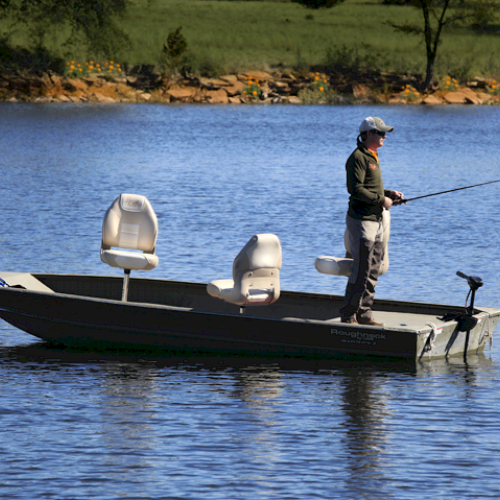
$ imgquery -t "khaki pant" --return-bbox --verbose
[340,216,385,321]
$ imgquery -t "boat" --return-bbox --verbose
[0,194,498,361]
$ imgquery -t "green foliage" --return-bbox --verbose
[309,71,329,91]
[325,44,361,72]
[400,83,420,101]
[298,87,338,103]
[0,0,131,64]
[439,76,458,91]
[298,71,335,103]
[242,77,262,98]
[387,0,499,88]
[162,26,188,74]
[381,0,413,5]
[438,55,477,83]
[99,0,500,80]
[0,37,64,72]
[65,60,122,78]
[486,79,500,95]
[180,51,221,78]
[292,0,346,8]
[324,43,390,74]
[469,0,499,28]
[1,0,500,82]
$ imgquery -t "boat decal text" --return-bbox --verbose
[330,328,386,345]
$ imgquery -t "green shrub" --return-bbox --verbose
[162,26,188,74]
[242,77,262,98]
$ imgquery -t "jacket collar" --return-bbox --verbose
[357,137,378,160]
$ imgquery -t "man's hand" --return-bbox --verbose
[383,197,393,210]
[387,190,406,205]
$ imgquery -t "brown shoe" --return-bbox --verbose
[358,317,385,327]
[341,317,358,324]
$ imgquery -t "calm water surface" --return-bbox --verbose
[1,103,500,499]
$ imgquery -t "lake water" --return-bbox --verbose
[1,102,500,499]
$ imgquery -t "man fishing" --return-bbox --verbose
[340,116,405,326]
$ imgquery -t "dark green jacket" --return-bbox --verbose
[346,139,389,221]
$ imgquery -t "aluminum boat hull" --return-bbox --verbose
[0,273,498,360]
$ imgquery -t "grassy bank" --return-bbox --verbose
[2,0,500,83]
[107,0,500,81]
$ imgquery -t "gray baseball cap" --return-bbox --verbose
[359,116,394,133]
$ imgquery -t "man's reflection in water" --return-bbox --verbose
[97,363,161,476]
[229,365,284,492]
[338,367,392,497]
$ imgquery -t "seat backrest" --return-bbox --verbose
[102,193,158,253]
[230,234,282,304]
[233,234,282,279]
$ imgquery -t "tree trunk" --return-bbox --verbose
[422,0,434,91]
[424,53,436,91]
[421,0,452,91]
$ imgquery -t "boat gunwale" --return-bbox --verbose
[1,272,498,335]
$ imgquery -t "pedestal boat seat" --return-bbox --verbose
[207,234,282,312]
[100,193,159,301]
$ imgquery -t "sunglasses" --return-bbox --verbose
[372,130,386,137]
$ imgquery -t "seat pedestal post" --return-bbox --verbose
[122,269,131,302]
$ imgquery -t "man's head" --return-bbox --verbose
[359,116,394,151]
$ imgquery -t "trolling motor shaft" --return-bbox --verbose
[456,271,484,362]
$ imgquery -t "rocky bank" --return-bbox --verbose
[0,68,498,105]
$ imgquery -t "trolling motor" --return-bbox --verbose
[457,271,483,315]
[456,271,484,361]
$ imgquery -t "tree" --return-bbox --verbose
[162,26,188,74]
[389,0,491,90]
[0,0,130,60]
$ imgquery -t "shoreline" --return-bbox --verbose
[1,69,499,106]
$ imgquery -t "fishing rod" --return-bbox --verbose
[400,178,500,203]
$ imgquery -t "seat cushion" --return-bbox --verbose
[314,256,353,277]
[207,279,234,299]
[101,249,159,271]
[207,279,276,306]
